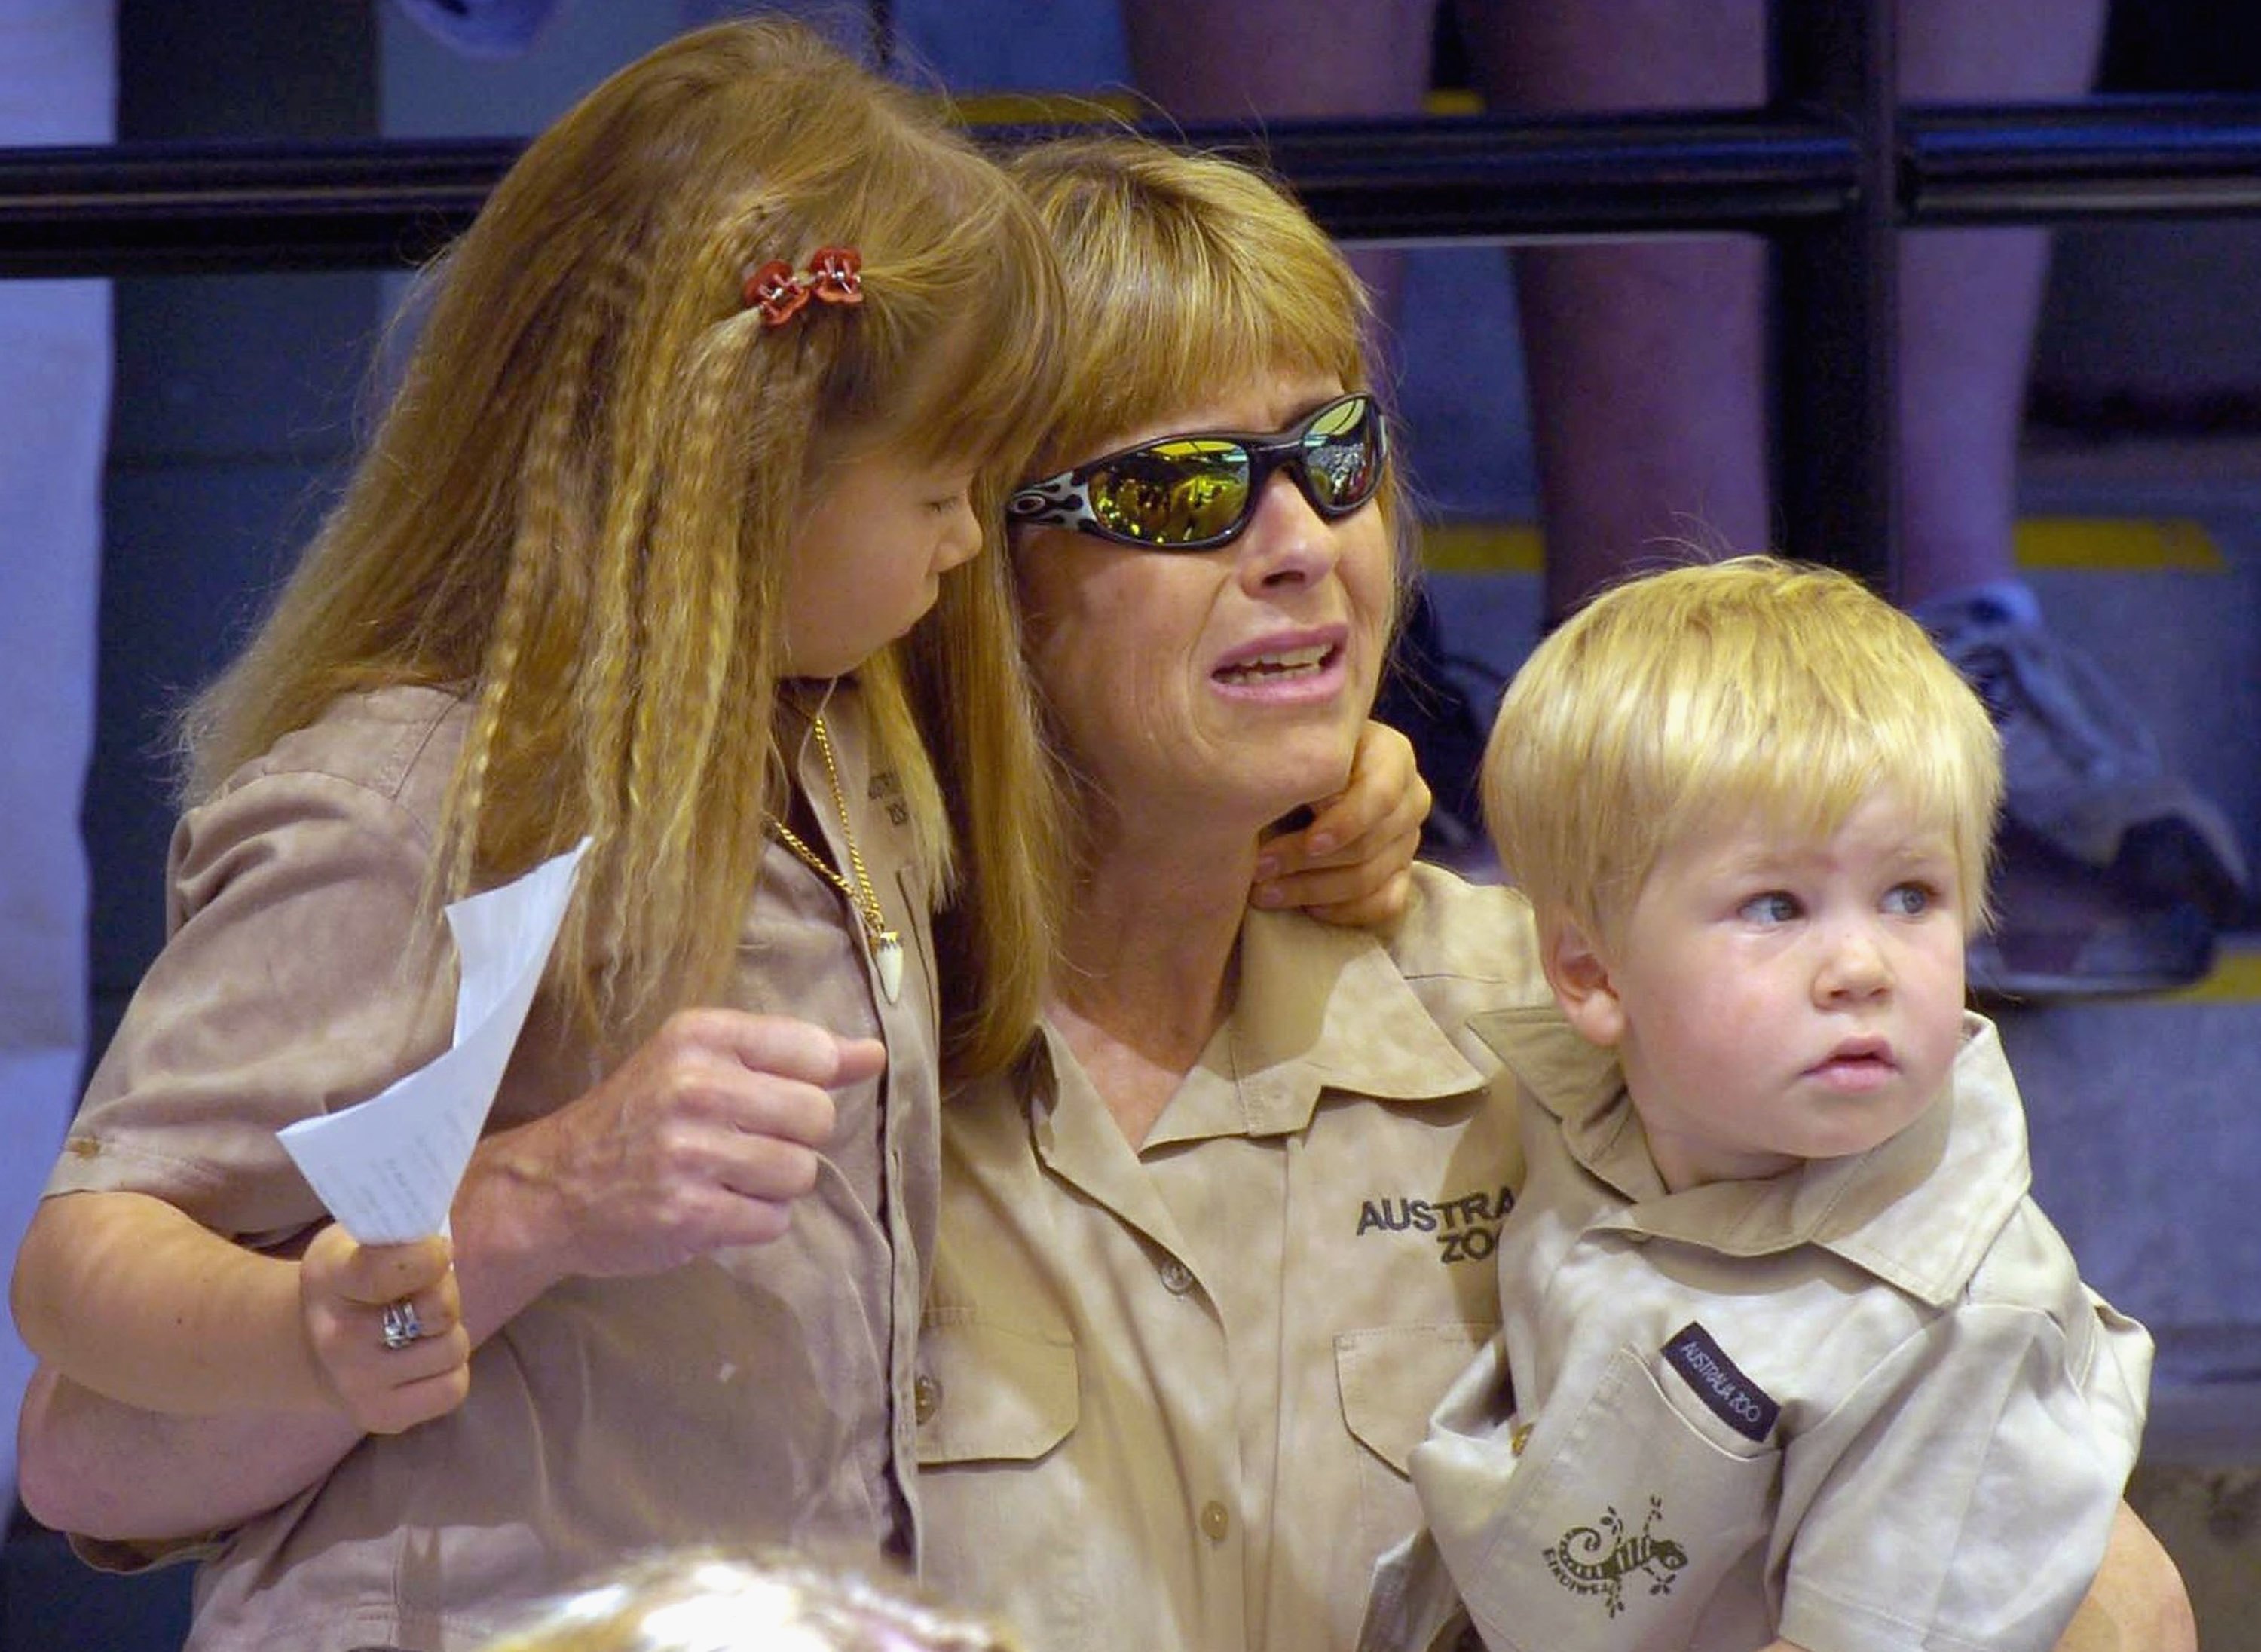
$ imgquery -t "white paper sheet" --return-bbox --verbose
[277,839,590,1244]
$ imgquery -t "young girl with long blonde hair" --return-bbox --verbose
[12,20,1072,1648]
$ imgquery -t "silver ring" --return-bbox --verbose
[379,1299,424,1351]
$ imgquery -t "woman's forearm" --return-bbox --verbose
[15,1365,361,1540]
[9,1011,855,1544]
[9,1149,569,1541]
[11,1190,332,1415]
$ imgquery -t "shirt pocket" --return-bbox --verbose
[913,1305,1090,1643]
[915,1305,1078,1467]
[1451,1345,1777,1652]
[1338,1323,1498,1559]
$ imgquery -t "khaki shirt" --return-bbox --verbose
[46,683,944,1651]
[916,867,1554,1652]
[1385,1013,2153,1652]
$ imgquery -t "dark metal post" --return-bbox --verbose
[1772,0,1900,595]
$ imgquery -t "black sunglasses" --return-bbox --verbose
[1006,393,1388,552]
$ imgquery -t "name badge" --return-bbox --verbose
[1663,1322,1779,1443]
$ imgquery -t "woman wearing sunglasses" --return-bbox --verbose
[907,131,1544,1652]
[910,133,2192,1652]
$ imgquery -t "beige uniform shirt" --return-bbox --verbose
[45,683,944,1652]
[1386,1013,2153,1652]
[916,867,1554,1652]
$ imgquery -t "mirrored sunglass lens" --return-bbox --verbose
[1301,402,1380,510]
[1090,438,1250,545]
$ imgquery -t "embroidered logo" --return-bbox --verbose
[867,767,909,828]
[1544,1496,1687,1618]
[1663,1322,1779,1443]
[1352,1185,1516,1265]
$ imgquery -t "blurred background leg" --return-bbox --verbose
[1458,0,1772,620]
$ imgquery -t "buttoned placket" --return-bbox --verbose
[1147,1242,1241,1578]
[794,697,938,1562]
[1033,1044,1253,1652]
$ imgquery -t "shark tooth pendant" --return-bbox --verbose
[874,930,904,1004]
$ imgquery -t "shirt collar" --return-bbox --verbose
[1472,1009,2031,1305]
[1138,904,1489,1149]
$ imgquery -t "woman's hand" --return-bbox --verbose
[457,1008,883,1308]
[298,1226,469,1436]
[1253,719,1430,927]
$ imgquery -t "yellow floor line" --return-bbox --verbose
[2014,517,2224,571]
[1422,522,1546,574]
[954,90,1142,126]
[1419,518,2225,576]
[2152,944,2261,1006]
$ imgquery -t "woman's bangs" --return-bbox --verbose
[1044,280,1360,484]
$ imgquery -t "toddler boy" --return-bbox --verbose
[1369,557,2152,1652]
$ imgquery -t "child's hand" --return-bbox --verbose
[1253,718,1430,926]
[298,1225,470,1435]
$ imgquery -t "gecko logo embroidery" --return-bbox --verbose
[1663,1322,1779,1443]
[1543,1496,1687,1618]
[1352,1185,1516,1264]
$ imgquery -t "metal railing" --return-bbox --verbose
[5,5,2261,591]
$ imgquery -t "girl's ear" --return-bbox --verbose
[1544,916,1626,1050]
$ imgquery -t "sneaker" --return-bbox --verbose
[1968,821,2217,1001]
[1922,586,2252,927]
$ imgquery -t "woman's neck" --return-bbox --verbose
[1048,816,1261,1147]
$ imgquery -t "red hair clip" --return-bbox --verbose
[742,246,864,327]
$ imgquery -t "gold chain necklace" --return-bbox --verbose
[769,712,904,1004]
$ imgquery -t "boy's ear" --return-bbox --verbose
[1544,916,1626,1049]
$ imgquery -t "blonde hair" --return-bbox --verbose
[178,19,1065,1066]
[1481,556,2002,950]
[479,1547,1024,1652]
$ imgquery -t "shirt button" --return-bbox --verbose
[1510,1422,1534,1458]
[1200,1500,1231,1542]
[913,1374,941,1424]
[65,1135,99,1159]
[1159,1258,1195,1295]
